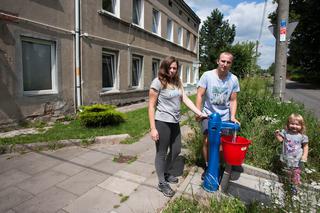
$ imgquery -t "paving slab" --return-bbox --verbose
[63,187,120,213]
[114,185,170,213]
[98,170,146,195]
[0,169,31,190]
[0,187,33,213]
[16,170,68,195]
[13,186,77,213]
[57,169,108,196]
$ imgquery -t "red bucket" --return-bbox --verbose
[221,136,252,166]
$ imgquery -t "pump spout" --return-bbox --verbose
[221,122,240,131]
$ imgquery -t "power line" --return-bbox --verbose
[256,0,268,56]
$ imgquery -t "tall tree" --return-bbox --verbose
[269,0,320,83]
[226,41,258,78]
[199,9,236,74]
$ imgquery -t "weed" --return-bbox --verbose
[113,153,137,164]
[120,195,129,203]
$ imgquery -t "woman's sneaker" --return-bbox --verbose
[158,182,175,197]
[165,173,178,184]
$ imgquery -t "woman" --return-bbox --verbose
[148,56,206,197]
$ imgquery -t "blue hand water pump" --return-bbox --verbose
[202,113,240,192]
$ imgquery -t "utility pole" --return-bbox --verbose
[273,0,289,101]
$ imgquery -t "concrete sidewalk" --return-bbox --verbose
[0,125,194,213]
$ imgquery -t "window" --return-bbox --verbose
[152,59,160,80]
[178,64,183,80]
[193,34,197,53]
[186,66,190,83]
[192,66,198,84]
[166,18,173,41]
[132,0,144,27]
[102,0,119,17]
[132,55,143,87]
[186,31,190,50]
[102,50,117,90]
[152,9,160,35]
[21,37,57,94]
[177,27,183,46]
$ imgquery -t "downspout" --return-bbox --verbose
[74,0,82,111]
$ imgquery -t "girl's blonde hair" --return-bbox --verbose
[286,113,306,133]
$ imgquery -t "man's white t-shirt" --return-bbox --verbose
[197,69,240,121]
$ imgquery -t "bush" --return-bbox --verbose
[78,104,126,127]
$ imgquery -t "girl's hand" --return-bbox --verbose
[274,129,281,136]
[196,113,207,121]
[150,128,159,142]
[301,156,307,162]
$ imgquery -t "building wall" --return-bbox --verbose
[0,0,200,126]
[0,0,75,126]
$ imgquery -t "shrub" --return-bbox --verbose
[78,104,126,127]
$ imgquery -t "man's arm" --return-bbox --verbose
[195,87,206,120]
[230,92,239,123]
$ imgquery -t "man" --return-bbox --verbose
[196,52,240,178]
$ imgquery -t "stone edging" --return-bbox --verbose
[0,134,130,154]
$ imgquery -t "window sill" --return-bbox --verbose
[100,89,120,96]
[98,9,120,19]
[23,90,58,96]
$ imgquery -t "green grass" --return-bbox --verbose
[0,107,149,145]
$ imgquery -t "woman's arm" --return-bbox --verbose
[182,89,206,117]
[148,88,159,141]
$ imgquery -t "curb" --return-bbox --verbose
[0,134,130,154]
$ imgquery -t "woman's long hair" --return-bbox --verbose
[158,56,182,88]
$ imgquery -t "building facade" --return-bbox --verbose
[0,0,200,126]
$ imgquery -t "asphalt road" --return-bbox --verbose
[284,80,320,120]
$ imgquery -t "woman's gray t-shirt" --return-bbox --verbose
[150,78,182,123]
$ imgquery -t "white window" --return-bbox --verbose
[192,66,198,84]
[102,0,119,17]
[152,59,160,80]
[152,9,160,35]
[132,0,144,27]
[132,55,143,87]
[177,27,183,46]
[186,66,190,83]
[102,50,117,90]
[178,64,183,80]
[193,35,197,53]
[186,31,191,50]
[21,36,57,95]
[166,18,173,41]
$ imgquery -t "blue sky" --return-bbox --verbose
[185,0,277,69]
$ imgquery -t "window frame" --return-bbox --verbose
[152,58,160,80]
[131,54,143,88]
[166,18,173,41]
[178,64,183,81]
[102,0,120,17]
[186,65,191,84]
[102,50,118,91]
[152,8,161,35]
[177,26,183,46]
[21,36,58,95]
[186,31,191,50]
[132,0,144,28]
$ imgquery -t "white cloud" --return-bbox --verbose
[185,0,277,69]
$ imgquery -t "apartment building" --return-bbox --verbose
[0,0,201,126]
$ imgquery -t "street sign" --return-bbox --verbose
[268,21,298,40]
[279,19,287,42]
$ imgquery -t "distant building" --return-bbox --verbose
[0,0,200,126]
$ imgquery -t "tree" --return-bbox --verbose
[225,41,258,78]
[199,9,235,74]
[269,0,320,84]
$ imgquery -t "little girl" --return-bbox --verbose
[274,113,309,187]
